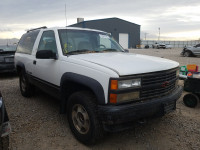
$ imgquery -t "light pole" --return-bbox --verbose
[158,27,160,41]
[144,32,148,41]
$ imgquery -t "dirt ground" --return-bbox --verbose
[0,48,200,150]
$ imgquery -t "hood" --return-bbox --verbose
[70,52,179,76]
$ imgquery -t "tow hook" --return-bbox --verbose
[137,118,147,124]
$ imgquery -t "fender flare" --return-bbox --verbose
[15,61,25,74]
[60,72,105,105]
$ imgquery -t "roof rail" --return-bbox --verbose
[27,26,47,33]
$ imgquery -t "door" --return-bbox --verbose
[119,33,129,49]
[32,30,60,86]
[193,44,200,55]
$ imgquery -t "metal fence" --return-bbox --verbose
[141,40,200,48]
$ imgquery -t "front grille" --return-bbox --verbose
[140,69,177,100]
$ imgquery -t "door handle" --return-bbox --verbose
[33,60,37,65]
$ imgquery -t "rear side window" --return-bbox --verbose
[16,30,39,54]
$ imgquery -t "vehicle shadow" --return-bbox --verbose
[0,72,18,80]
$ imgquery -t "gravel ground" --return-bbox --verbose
[0,48,200,150]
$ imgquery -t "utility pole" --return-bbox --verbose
[144,33,148,41]
[65,4,67,26]
[158,27,160,41]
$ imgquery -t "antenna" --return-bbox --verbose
[65,4,67,26]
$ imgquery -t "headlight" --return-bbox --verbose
[109,78,141,103]
[110,92,140,103]
[117,91,140,102]
[118,78,141,89]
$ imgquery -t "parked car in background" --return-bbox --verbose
[0,91,11,150]
[152,42,166,49]
[0,45,17,73]
[181,44,200,57]
[144,45,149,49]
[165,44,173,49]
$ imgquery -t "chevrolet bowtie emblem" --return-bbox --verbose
[161,81,169,87]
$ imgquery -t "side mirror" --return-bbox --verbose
[36,50,57,59]
[124,49,129,53]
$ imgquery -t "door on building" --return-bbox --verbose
[119,33,129,49]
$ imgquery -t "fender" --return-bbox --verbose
[60,72,105,105]
[15,61,25,74]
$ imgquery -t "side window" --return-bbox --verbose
[38,31,57,53]
[16,30,39,54]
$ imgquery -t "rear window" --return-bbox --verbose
[16,30,39,54]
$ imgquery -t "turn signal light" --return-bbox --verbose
[109,94,117,103]
[110,80,118,90]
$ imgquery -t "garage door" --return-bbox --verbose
[119,33,129,49]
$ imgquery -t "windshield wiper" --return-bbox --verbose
[67,49,98,55]
[100,49,119,52]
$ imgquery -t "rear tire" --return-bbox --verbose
[67,91,103,145]
[19,70,34,97]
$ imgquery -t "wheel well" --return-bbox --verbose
[185,50,192,53]
[185,50,194,55]
[16,65,23,75]
[62,81,97,103]
[60,81,97,114]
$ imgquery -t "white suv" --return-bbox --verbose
[15,26,182,144]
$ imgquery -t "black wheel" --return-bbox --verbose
[19,70,34,97]
[183,93,199,108]
[67,91,103,145]
[184,51,192,57]
[0,136,9,150]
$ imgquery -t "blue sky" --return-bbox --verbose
[0,0,200,40]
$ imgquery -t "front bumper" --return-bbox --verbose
[0,97,11,137]
[159,46,166,49]
[0,63,15,73]
[98,86,182,129]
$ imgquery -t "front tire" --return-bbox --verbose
[19,70,34,97]
[184,51,192,57]
[67,91,103,145]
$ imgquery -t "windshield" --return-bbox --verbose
[0,45,17,52]
[58,29,124,55]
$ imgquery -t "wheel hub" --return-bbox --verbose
[72,104,90,134]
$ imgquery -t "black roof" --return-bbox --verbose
[70,17,140,27]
